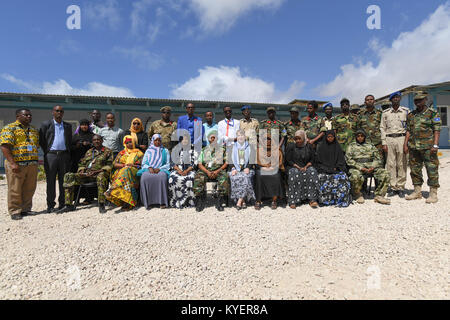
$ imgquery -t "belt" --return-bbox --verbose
[48,150,68,155]
[387,133,406,138]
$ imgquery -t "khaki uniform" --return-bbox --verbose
[380,106,409,190]
[148,120,177,150]
[323,117,333,131]
[239,118,259,144]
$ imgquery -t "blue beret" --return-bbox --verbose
[389,91,402,100]
[323,102,333,110]
[241,105,251,111]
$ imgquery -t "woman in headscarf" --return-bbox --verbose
[285,130,319,209]
[120,118,148,153]
[71,119,94,173]
[315,130,351,207]
[229,129,255,209]
[138,134,171,209]
[254,131,285,210]
[105,135,144,210]
[168,132,199,209]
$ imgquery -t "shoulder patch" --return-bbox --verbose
[434,117,441,122]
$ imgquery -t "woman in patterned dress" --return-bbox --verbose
[285,130,319,209]
[168,133,198,209]
[315,130,351,207]
[228,130,255,209]
[105,135,144,210]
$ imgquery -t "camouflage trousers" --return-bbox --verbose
[409,149,440,188]
[193,170,229,197]
[349,168,390,197]
[63,172,109,205]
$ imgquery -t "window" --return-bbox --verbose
[438,107,448,126]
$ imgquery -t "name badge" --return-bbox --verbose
[27,145,33,152]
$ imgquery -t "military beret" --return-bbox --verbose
[241,105,251,111]
[350,104,361,110]
[389,91,402,100]
[266,106,276,112]
[323,102,333,111]
[289,106,300,113]
[414,92,427,100]
[340,98,350,105]
[160,106,172,112]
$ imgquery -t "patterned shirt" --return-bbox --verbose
[357,108,382,146]
[300,114,326,140]
[332,113,358,153]
[198,144,227,171]
[148,120,177,150]
[239,118,259,142]
[346,141,383,171]
[284,119,302,144]
[406,107,441,150]
[78,146,114,174]
[259,119,287,140]
[0,121,39,165]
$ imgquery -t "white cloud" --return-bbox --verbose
[1,74,134,97]
[113,46,164,70]
[318,2,450,104]
[188,0,284,34]
[170,66,304,103]
[85,0,121,30]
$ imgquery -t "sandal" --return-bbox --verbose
[271,201,277,210]
[160,205,167,209]
[309,201,319,208]
[290,204,296,209]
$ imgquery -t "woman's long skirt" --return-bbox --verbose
[106,167,139,208]
[229,170,256,203]
[255,169,284,201]
[318,172,351,207]
[287,167,319,205]
[140,171,168,208]
[168,171,196,209]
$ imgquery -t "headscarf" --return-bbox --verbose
[294,130,307,147]
[206,129,218,145]
[315,130,347,174]
[129,118,144,147]
[146,134,163,168]
[122,135,142,165]
[355,129,367,145]
[232,131,250,171]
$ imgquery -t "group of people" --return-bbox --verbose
[0,91,442,220]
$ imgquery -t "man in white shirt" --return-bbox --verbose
[218,105,240,148]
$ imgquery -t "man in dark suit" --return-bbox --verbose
[39,105,72,213]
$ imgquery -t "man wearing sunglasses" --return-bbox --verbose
[39,105,73,213]
[148,106,177,151]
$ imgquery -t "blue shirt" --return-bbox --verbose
[203,122,218,145]
[50,120,66,151]
[177,115,205,146]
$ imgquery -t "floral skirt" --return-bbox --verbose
[106,167,139,208]
[228,170,256,203]
[287,167,319,205]
[318,172,351,207]
[168,171,196,209]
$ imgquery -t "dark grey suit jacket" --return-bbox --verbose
[39,120,73,154]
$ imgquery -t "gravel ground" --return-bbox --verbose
[1,152,449,300]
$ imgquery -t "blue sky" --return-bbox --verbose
[1,0,449,104]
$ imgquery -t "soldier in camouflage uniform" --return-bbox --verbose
[357,95,383,157]
[193,130,229,212]
[346,129,391,205]
[147,106,177,151]
[332,98,358,153]
[300,100,326,145]
[58,135,114,214]
[404,93,441,203]
[350,104,361,115]
[284,106,302,146]
[259,107,286,146]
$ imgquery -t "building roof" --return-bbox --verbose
[374,81,450,103]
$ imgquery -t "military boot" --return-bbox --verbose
[374,196,391,205]
[425,187,438,204]
[195,195,205,212]
[216,196,225,212]
[405,186,422,200]
[353,193,365,204]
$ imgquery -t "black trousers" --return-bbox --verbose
[44,151,71,208]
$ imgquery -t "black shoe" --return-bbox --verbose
[195,196,205,212]
[21,211,31,216]
[387,190,397,197]
[57,205,75,214]
[46,207,55,214]
[216,196,225,212]
[99,204,107,214]
[57,205,65,210]
[397,190,405,198]
[11,214,23,220]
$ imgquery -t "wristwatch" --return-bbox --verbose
[433,144,439,149]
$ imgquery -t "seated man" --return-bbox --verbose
[193,130,229,212]
[58,134,114,214]
[346,129,391,205]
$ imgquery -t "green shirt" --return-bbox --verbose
[198,144,227,171]
[332,113,358,152]
[346,141,382,171]
[78,147,114,174]
[300,115,326,140]
[357,108,382,146]
[406,107,441,150]
[284,120,302,144]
